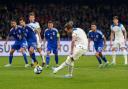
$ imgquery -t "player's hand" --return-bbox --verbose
[4,42,7,46]
[70,51,73,55]
[42,43,45,50]
[110,41,113,48]
[103,44,107,51]
[58,44,61,50]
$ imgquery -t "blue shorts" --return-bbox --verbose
[27,42,37,50]
[47,45,58,54]
[95,46,103,53]
[12,41,27,50]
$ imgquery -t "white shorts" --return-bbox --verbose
[113,40,126,48]
[71,45,87,60]
[36,34,42,48]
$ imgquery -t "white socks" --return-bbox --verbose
[123,50,127,64]
[112,51,116,64]
[55,56,74,73]
[112,50,127,65]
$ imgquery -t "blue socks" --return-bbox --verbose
[100,55,107,63]
[22,52,28,64]
[46,55,50,65]
[31,53,37,62]
[55,54,58,64]
[96,56,102,64]
[9,54,13,64]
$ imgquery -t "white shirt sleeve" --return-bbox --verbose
[121,24,126,31]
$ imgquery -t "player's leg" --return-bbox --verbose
[95,47,103,67]
[120,42,127,65]
[37,48,45,67]
[97,47,108,63]
[53,48,59,66]
[53,48,86,77]
[4,48,15,67]
[29,46,38,67]
[19,47,29,67]
[111,42,118,64]
[46,46,51,68]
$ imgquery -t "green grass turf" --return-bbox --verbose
[0,55,128,89]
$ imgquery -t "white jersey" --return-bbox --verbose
[111,23,125,41]
[72,28,88,49]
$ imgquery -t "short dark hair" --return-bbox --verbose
[11,19,17,22]
[48,20,54,24]
[113,16,119,20]
[19,17,25,21]
[91,22,97,26]
[29,12,35,16]
[64,22,73,29]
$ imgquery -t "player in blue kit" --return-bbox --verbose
[19,17,39,67]
[44,21,60,68]
[28,12,45,67]
[88,22,109,68]
[4,19,29,68]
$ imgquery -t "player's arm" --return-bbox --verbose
[71,33,76,55]
[5,35,9,45]
[88,38,91,50]
[103,35,107,50]
[35,28,42,42]
[122,25,127,43]
[110,30,114,46]
[5,29,11,45]
[57,31,61,50]
[87,32,91,50]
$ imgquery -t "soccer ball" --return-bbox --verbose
[34,66,43,74]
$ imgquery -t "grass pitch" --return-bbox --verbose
[0,56,128,89]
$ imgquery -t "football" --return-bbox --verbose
[34,66,43,74]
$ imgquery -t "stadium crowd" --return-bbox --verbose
[0,1,128,40]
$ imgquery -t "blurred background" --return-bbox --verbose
[0,0,128,40]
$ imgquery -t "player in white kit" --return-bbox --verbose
[52,22,88,78]
[110,16,127,65]
[28,12,45,66]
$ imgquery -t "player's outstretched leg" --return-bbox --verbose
[5,49,15,67]
[53,56,73,74]
[95,53,103,68]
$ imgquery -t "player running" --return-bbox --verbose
[110,16,127,65]
[4,19,29,68]
[19,17,39,67]
[44,21,60,68]
[88,22,109,68]
[28,12,45,66]
[52,22,88,78]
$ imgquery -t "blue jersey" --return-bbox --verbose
[44,28,59,48]
[21,25,37,49]
[9,26,26,42]
[22,25,37,43]
[9,26,27,50]
[88,30,104,47]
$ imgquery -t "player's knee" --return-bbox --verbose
[19,48,24,53]
[29,48,34,54]
[112,48,115,51]
[47,51,50,55]
[10,50,14,55]
[95,52,100,57]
